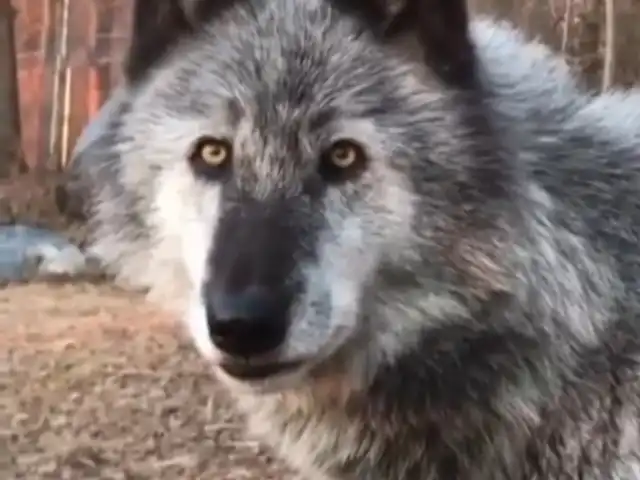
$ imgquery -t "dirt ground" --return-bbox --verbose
[2,281,293,479]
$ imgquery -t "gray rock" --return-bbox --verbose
[0,225,92,281]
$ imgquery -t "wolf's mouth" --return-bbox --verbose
[218,359,304,380]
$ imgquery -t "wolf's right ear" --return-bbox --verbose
[124,0,237,84]
[330,0,477,90]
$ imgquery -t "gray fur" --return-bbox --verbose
[70,0,640,478]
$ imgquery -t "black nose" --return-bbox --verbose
[205,286,290,358]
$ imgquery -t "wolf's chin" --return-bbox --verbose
[213,361,312,394]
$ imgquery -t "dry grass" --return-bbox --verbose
[2,281,293,479]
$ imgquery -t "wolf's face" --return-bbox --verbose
[106,0,501,392]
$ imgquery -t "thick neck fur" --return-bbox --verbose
[229,18,639,480]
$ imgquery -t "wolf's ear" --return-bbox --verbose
[330,0,477,89]
[124,0,237,84]
[124,0,192,83]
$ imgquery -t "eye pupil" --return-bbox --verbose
[334,148,349,161]
[206,146,222,158]
[205,144,223,158]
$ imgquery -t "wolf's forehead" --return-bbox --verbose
[167,0,397,118]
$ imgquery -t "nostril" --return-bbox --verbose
[207,318,237,343]
[208,316,286,358]
[205,288,290,358]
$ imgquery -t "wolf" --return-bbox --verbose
[67,0,640,478]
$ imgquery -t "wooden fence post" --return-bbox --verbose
[0,0,22,177]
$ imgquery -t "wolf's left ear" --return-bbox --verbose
[331,0,477,89]
[125,0,237,84]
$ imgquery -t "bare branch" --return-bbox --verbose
[561,0,573,53]
[601,0,615,91]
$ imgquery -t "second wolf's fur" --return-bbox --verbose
[70,0,640,478]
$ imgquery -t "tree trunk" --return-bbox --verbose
[0,0,23,178]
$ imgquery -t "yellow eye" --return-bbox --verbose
[192,137,232,167]
[328,140,361,169]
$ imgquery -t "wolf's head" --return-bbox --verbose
[100,0,523,393]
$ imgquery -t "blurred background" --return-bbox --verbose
[0,0,638,230]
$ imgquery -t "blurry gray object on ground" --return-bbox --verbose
[0,224,92,281]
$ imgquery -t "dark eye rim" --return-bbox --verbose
[188,135,234,179]
[319,138,369,183]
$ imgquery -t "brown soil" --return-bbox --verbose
[2,281,293,479]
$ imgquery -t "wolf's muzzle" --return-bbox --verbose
[204,285,291,360]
